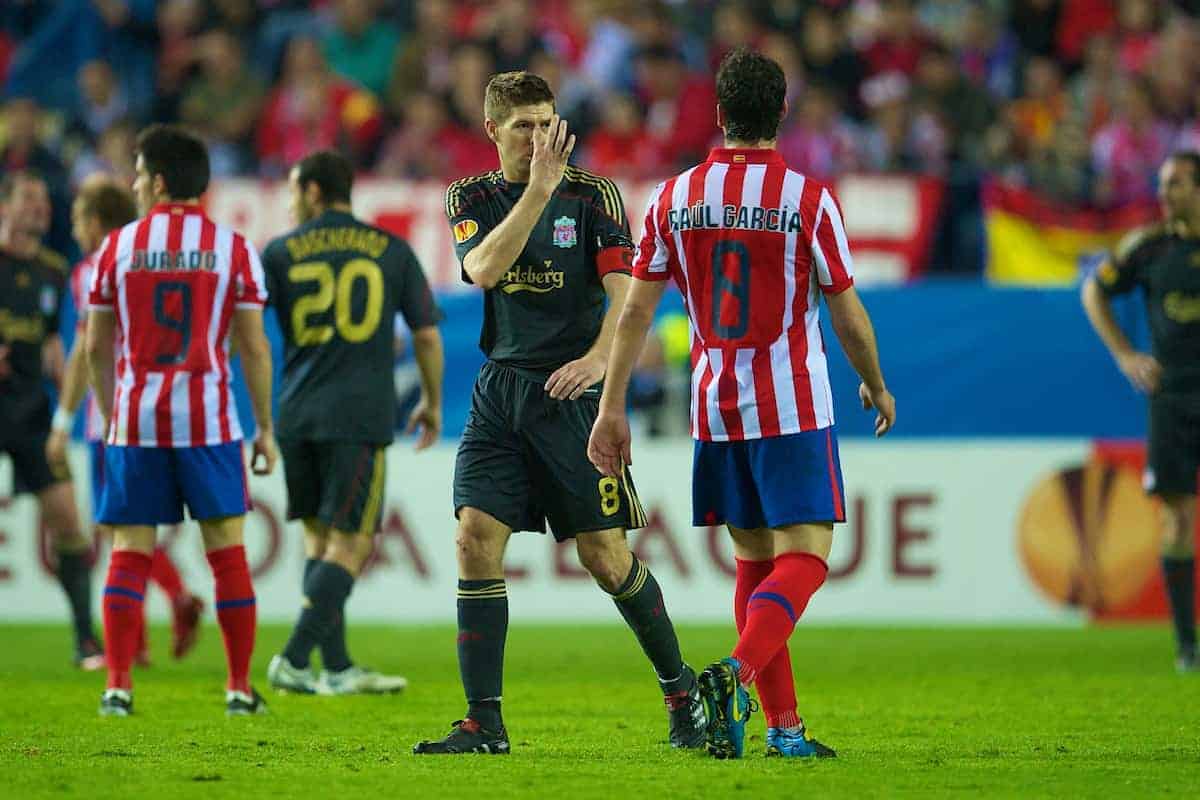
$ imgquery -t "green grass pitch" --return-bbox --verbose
[2,623,1197,798]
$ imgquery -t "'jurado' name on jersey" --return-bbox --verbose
[667,203,803,233]
[130,249,217,272]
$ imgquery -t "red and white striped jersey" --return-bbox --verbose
[87,203,268,448]
[632,148,854,442]
[70,254,107,441]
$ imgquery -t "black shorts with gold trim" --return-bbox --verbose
[279,439,387,534]
[453,360,646,542]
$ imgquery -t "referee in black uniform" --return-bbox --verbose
[1083,151,1200,673]
[414,72,705,755]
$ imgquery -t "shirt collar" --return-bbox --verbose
[149,202,204,217]
[706,147,785,166]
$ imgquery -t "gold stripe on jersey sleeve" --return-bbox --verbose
[565,167,626,225]
[445,170,503,218]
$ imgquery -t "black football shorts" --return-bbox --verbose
[453,361,646,541]
[279,439,386,534]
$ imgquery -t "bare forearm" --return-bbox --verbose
[240,349,273,433]
[411,328,444,407]
[87,340,114,422]
[58,344,90,414]
[586,274,631,364]
[232,310,273,432]
[1082,277,1134,359]
[85,313,116,420]
[828,292,886,392]
[462,187,551,289]
[598,303,656,417]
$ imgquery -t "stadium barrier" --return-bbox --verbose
[6,438,1170,625]
[205,174,944,288]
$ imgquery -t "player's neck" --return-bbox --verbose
[500,161,530,184]
[723,137,778,150]
[321,202,353,215]
[151,195,201,209]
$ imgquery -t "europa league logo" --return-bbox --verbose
[1017,461,1159,611]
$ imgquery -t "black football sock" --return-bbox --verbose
[305,557,353,671]
[56,549,97,649]
[609,556,685,691]
[320,604,354,672]
[282,561,355,669]
[457,579,508,731]
[1162,557,1196,655]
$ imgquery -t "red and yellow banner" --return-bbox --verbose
[983,181,1159,285]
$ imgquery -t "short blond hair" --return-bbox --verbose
[76,175,137,233]
[483,71,555,123]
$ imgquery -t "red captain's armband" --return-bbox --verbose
[597,246,634,277]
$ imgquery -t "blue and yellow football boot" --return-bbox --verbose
[697,658,755,759]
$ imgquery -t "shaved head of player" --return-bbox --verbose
[589,47,896,759]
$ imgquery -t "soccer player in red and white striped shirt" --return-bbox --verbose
[49,175,206,669]
[85,125,277,717]
[589,49,896,759]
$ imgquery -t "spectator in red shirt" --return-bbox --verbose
[861,0,937,78]
[257,35,383,175]
[1057,0,1117,66]
[583,92,662,179]
[442,42,502,179]
[634,45,718,172]
[1115,0,1161,74]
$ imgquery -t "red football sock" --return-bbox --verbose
[735,558,799,729]
[149,547,185,601]
[206,546,256,694]
[731,552,828,685]
[102,550,152,691]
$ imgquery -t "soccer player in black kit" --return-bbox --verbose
[260,150,446,695]
[0,170,102,668]
[413,72,705,755]
[1083,151,1200,673]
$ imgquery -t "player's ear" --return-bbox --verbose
[484,118,499,144]
[780,98,789,124]
[715,103,724,132]
[152,173,168,201]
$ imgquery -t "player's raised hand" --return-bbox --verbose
[406,399,442,451]
[545,354,605,401]
[529,113,575,198]
[859,382,896,437]
[1116,351,1162,394]
[588,411,631,478]
[251,430,277,475]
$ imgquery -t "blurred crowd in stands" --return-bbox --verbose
[5,0,1200,271]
